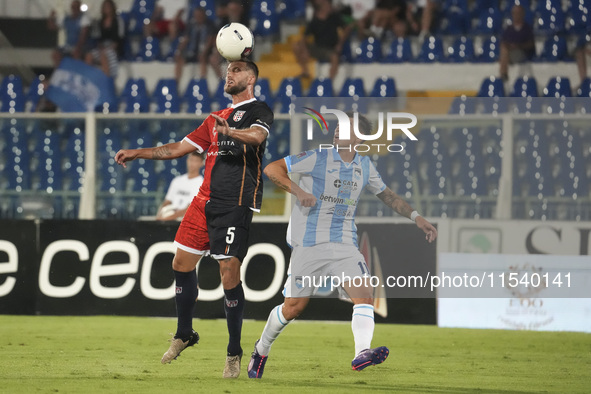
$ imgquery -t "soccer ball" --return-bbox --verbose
[216,23,254,61]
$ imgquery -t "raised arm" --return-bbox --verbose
[211,114,267,146]
[377,187,438,243]
[263,159,316,207]
[115,140,197,168]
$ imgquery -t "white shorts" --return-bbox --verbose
[283,243,370,298]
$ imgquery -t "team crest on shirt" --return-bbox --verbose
[233,110,246,122]
[354,168,362,179]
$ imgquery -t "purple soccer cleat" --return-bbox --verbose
[247,340,268,378]
[351,346,389,371]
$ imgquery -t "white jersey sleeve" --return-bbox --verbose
[364,157,387,195]
[284,150,318,174]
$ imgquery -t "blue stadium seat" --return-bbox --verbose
[477,76,505,97]
[339,78,365,98]
[276,77,302,113]
[355,37,383,63]
[251,0,280,36]
[34,130,62,192]
[127,0,156,36]
[382,38,413,63]
[136,36,161,61]
[576,76,591,96]
[416,36,445,63]
[449,96,476,114]
[476,36,500,63]
[120,78,150,113]
[25,74,46,112]
[188,0,216,20]
[473,8,503,35]
[511,76,538,97]
[307,78,333,97]
[183,78,211,114]
[254,78,274,109]
[439,6,470,35]
[447,36,475,62]
[536,35,568,61]
[370,76,397,97]
[278,0,306,20]
[536,1,566,33]
[543,76,572,97]
[567,0,591,33]
[1,75,25,113]
[62,125,85,192]
[161,36,181,62]
[214,79,232,109]
[153,78,180,113]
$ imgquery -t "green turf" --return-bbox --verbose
[0,316,589,393]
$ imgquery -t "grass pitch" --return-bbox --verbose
[0,316,589,393]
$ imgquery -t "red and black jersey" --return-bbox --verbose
[183,98,273,210]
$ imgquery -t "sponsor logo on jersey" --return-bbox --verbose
[233,110,245,122]
[319,193,357,206]
[333,179,358,191]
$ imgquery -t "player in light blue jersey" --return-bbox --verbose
[247,114,438,378]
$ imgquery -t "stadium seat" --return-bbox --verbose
[120,78,150,113]
[511,76,538,97]
[250,0,280,36]
[439,6,470,35]
[214,79,232,109]
[416,36,445,63]
[254,78,274,109]
[543,76,572,97]
[536,1,566,33]
[278,0,306,20]
[25,74,46,112]
[567,0,591,33]
[127,0,156,36]
[183,78,211,114]
[0,75,25,113]
[536,35,568,62]
[576,77,591,97]
[153,78,180,113]
[449,96,476,114]
[476,36,500,63]
[95,77,119,113]
[34,130,62,192]
[370,76,397,97]
[339,78,365,98]
[355,37,383,63]
[477,76,505,97]
[473,8,503,35]
[447,36,475,63]
[188,0,216,20]
[382,38,413,63]
[136,36,161,61]
[161,37,181,62]
[62,125,85,192]
[307,78,333,97]
[276,77,302,113]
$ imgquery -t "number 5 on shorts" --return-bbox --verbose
[226,227,236,244]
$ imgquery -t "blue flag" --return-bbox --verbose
[47,58,117,112]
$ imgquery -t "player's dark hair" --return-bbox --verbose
[345,111,372,135]
[240,59,259,81]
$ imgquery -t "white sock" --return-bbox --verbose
[352,304,375,356]
[256,304,292,356]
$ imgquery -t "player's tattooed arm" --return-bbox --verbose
[115,141,195,168]
[377,187,413,219]
[152,145,172,159]
[264,159,317,207]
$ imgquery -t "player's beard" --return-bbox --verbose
[225,80,247,95]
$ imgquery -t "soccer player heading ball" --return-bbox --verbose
[247,113,437,378]
[115,58,273,378]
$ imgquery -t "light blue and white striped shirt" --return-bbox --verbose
[284,148,386,248]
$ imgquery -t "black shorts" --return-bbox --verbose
[204,201,253,262]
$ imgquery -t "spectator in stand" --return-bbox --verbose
[156,152,205,221]
[145,0,187,41]
[406,0,440,41]
[85,0,125,78]
[47,0,90,67]
[354,0,406,41]
[499,5,535,81]
[174,7,220,84]
[292,0,353,80]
